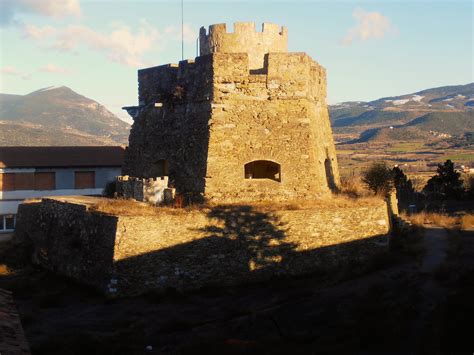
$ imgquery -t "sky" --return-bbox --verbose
[0,0,472,123]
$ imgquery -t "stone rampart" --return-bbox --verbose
[14,197,390,296]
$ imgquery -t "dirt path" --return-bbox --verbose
[421,226,448,273]
[410,225,449,353]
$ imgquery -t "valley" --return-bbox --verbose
[330,83,474,177]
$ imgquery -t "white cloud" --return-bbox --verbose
[19,20,191,68]
[1,66,22,75]
[22,24,55,39]
[39,64,71,74]
[1,0,80,25]
[342,8,397,46]
[50,22,162,67]
[1,66,31,80]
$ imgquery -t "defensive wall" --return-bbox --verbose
[14,196,390,295]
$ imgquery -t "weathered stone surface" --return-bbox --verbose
[0,288,31,355]
[14,197,390,296]
[116,176,169,205]
[123,22,340,203]
[14,199,118,290]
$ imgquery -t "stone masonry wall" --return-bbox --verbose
[199,22,288,70]
[14,198,118,290]
[116,176,170,205]
[123,23,340,203]
[205,52,339,201]
[14,197,390,296]
[124,55,214,196]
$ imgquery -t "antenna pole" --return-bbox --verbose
[181,0,184,60]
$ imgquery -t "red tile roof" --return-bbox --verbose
[0,288,31,354]
[0,146,125,168]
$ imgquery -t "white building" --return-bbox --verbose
[0,146,124,233]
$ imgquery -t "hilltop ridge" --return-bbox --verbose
[0,86,130,146]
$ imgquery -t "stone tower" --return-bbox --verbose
[123,22,340,202]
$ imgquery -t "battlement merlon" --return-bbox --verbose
[199,22,288,70]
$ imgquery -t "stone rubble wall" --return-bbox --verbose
[0,288,31,355]
[116,176,171,205]
[14,197,390,296]
[14,199,119,290]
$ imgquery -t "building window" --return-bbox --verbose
[34,172,56,190]
[0,173,36,191]
[244,160,281,182]
[14,173,35,190]
[0,173,13,191]
[75,171,95,189]
[0,215,16,232]
[0,172,57,191]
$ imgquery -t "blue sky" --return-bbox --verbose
[0,0,472,122]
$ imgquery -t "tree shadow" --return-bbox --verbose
[200,205,297,272]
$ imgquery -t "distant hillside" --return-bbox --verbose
[0,86,130,146]
[351,111,474,143]
[330,83,474,143]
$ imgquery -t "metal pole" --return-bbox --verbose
[181,0,184,60]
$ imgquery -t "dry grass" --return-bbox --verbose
[403,212,474,230]
[88,199,195,216]
[0,264,11,276]
[248,194,384,211]
[461,214,474,230]
[339,175,372,198]
[87,193,384,216]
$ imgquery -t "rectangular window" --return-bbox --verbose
[14,173,35,190]
[34,172,56,190]
[5,215,15,230]
[75,171,95,189]
[0,173,15,191]
[0,215,16,231]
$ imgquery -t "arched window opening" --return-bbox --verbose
[244,160,281,182]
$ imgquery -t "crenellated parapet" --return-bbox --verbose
[136,51,327,108]
[200,22,288,70]
[137,56,213,106]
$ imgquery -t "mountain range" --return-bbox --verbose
[0,83,472,147]
[329,83,474,143]
[0,86,130,146]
